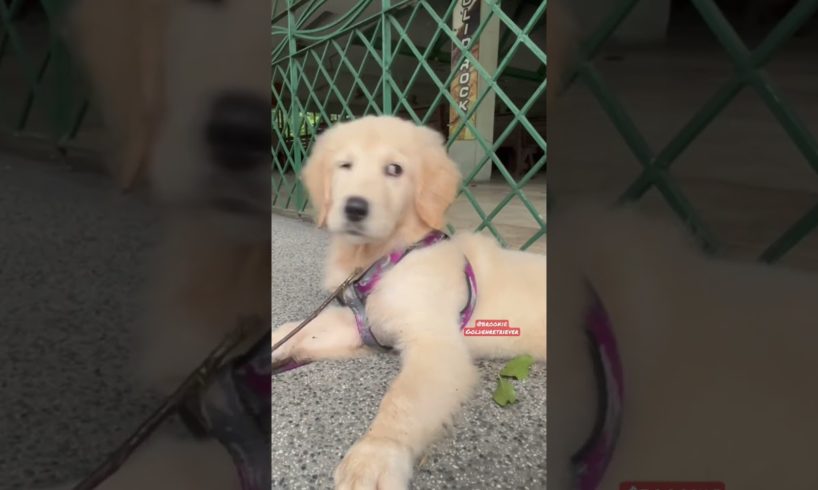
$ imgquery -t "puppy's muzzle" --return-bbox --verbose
[205,92,270,171]
[344,196,369,223]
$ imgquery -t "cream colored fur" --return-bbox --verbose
[548,202,818,488]
[69,0,271,392]
[43,1,271,489]
[270,115,547,489]
[544,3,818,487]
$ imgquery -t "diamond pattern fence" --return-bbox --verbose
[1,0,547,250]
[569,0,818,262]
[8,1,815,259]
[272,0,548,251]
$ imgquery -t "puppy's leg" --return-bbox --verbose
[334,334,477,490]
[271,305,373,365]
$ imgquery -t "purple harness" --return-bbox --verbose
[337,230,478,349]
[571,288,624,489]
[271,231,478,373]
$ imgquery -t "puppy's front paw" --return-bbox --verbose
[334,436,413,490]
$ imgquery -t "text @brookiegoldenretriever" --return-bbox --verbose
[463,319,520,336]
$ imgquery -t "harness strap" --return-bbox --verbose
[461,260,478,326]
[338,230,478,350]
[571,288,624,490]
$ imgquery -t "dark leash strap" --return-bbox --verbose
[270,267,364,374]
[72,268,363,490]
[271,267,363,356]
[71,315,267,490]
[180,332,272,490]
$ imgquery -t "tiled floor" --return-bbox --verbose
[448,174,546,253]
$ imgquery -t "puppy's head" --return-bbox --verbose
[69,0,270,239]
[301,116,462,244]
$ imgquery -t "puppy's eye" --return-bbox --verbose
[385,163,403,177]
[339,162,353,170]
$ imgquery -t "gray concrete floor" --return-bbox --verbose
[0,154,161,489]
[0,153,546,489]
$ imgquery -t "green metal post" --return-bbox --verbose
[288,1,307,211]
[381,0,393,114]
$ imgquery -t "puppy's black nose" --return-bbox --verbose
[344,197,369,222]
[205,92,271,171]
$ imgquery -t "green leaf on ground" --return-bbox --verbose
[493,377,517,407]
[499,354,535,380]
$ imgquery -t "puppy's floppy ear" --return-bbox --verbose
[301,132,335,228]
[414,126,463,230]
[68,0,169,191]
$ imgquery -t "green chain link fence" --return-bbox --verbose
[570,0,818,262]
[6,1,817,261]
[272,0,547,251]
[2,1,547,251]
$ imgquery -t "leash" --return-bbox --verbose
[271,267,363,355]
[71,267,363,490]
[71,315,266,490]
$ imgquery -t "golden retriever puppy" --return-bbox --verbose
[270,115,547,489]
[41,0,271,488]
[547,203,818,488]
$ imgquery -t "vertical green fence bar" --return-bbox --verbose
[287,3,308,211]
[380,0,392,114]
